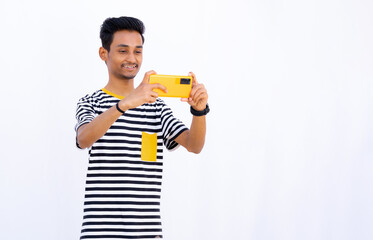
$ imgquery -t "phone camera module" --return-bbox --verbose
[180,78,191,85]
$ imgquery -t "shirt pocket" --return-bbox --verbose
[141,132,158,162]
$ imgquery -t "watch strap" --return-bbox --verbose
[190,104,210,116]
[116,102,125,114]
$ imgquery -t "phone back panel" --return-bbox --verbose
[149,75,193,98]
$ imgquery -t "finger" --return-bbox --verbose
[186,98,196,106]
[142,70,157,84]
[146,94,158,103]
[189,83,203,99]
[181,95,194,104]
[150,90,159,98]
[148,96,157,103]
[190,84,207,104]
[191,88,206,104]
[188,71,198,85]
[150,83,168,93]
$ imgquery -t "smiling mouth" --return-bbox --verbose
[121,63,138,70]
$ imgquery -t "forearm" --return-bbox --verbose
[76,70,166,149]
[77,104,126,149]
[175,71,208,153]
[185,115,206,153]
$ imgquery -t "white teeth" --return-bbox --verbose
[123,64,136,69]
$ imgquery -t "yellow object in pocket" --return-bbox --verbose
[141,132,158,162]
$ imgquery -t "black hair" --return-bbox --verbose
[100,16,145,52]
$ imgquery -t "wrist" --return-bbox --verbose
[117,100,130,114]
[192,105,206,111]
[191,104,210,116]
[116,102,125,114]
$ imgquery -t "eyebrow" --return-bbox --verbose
[116,44,143,48]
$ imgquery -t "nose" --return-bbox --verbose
[127,52,136,63]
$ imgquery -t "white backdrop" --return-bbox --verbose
[0,0,372,239]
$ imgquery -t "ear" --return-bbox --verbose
[99,47,108,61]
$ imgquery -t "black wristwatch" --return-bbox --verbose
[190,104,210,116]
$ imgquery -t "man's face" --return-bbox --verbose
[104,30,143,80]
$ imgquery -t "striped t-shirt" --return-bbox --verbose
[75,89,188,239]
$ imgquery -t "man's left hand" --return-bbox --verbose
[181,72,208,111]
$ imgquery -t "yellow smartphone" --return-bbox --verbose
[149,74,193,98]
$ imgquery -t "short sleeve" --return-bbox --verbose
[160,103,188,151]
[75,95,96,132]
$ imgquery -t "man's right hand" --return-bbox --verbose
[118,70,168,111]
[77,70,167,149]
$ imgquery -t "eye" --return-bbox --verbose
[119,50,127,53]
[135,51,142,54]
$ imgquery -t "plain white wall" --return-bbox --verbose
[0,0,372,239]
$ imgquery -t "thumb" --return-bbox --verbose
[142,70,157,84]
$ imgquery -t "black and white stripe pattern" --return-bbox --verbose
[75,90,187,239]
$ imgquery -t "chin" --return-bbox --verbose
[118,72,138,80]
[122,75,136,80]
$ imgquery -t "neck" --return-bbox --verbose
[104,76,135,97]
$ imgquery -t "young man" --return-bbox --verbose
[75,16,209,239]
